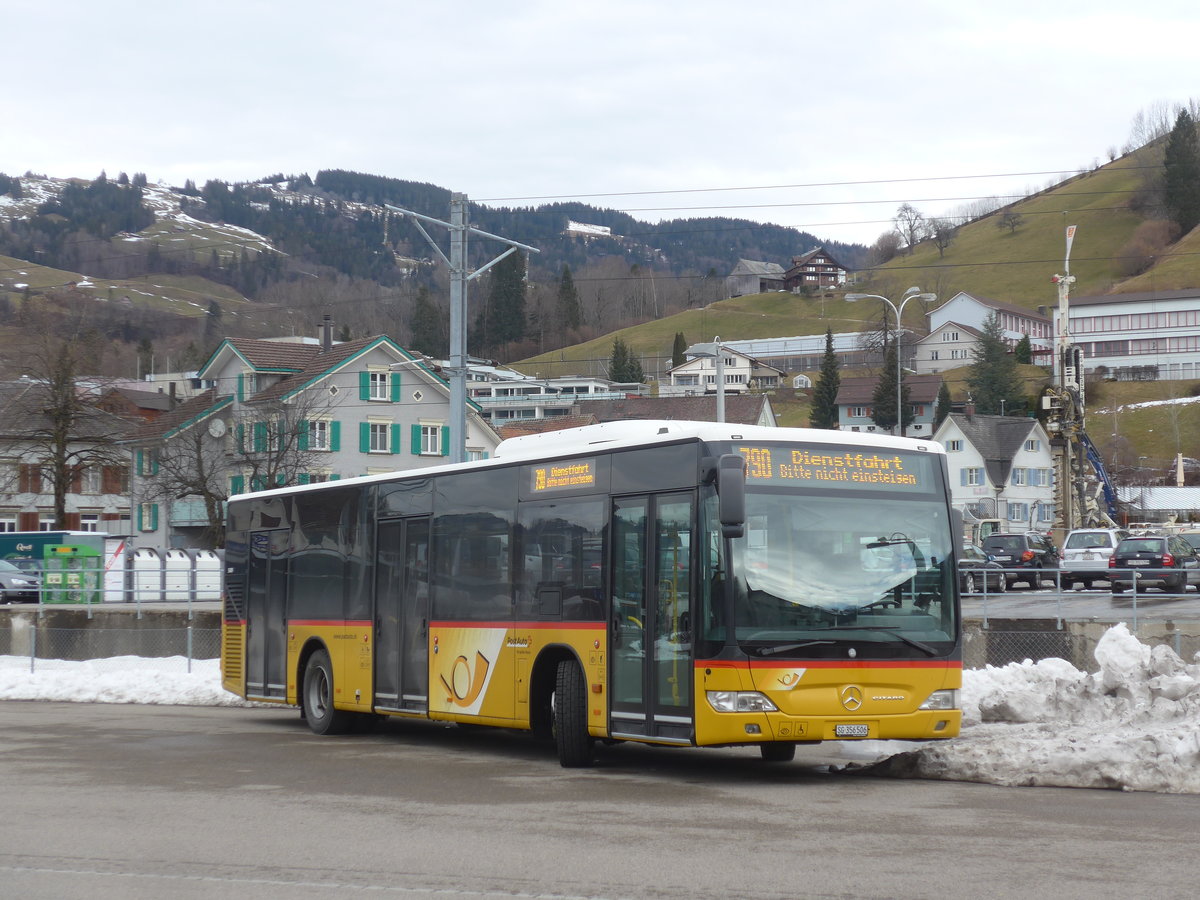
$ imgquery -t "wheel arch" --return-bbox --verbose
[295,637,330,710]
[528,643,585,737]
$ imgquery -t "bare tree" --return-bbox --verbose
[995,210,1024,234]
[1,326,132,529]
[137,387,338,548]
[893,204,927,255]
[929,218,957,258]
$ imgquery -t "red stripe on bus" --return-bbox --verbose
[431,620,603,630]
[288,619,373,627]
[699,659,960,670]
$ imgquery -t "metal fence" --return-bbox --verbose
[1,624,220,672]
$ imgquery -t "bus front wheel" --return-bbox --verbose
[302,649,352,735]
[554,660,595,768]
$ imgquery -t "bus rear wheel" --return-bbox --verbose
[759,742,797,762]
[302,648,352,735]
[554,659,595,767]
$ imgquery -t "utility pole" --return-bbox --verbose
[385,195,539,463]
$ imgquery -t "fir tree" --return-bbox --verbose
[409,285,445,357]
[934,380,952,429]
[1014,333,1032,364]
[967,313,1026,415]
[1163,109,1200,234]
[808,327,841,429]
[556,264,581,332]
[671,332,688,368]
[870,339,912,434]
[476,252,526,353]
[608,337,644,383]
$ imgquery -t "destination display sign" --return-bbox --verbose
[530,458,598,493]
[733,445,932,492]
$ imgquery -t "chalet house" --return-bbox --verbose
[725,259,785,298]
[662,345,785,397]
[834,374,943,438]
[932,413,1055,528]
[128,327,500,550]
[782,247,848,292]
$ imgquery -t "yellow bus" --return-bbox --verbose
[221,421,962,766]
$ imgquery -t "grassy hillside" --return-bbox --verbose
[859,152,1156,307]
[515,291,869,379]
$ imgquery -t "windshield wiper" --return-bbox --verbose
[831,626,939,657]
[750,640,837,657]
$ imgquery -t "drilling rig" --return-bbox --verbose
[1041,225,1119,531]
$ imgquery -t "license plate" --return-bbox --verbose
[1128,559,1150,566]
[836,724,869,737]
[1082,552,1095,560]
[993,555,1012,562]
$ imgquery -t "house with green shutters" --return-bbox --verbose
[128,328,499,550]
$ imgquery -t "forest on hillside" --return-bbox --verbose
[0,168,864,377]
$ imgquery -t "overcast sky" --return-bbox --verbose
[8,1,1199,247]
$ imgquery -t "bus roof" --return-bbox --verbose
[493,420,946,460]
[231,420,945,504]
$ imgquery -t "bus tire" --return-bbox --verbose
[302,648,352,736]
[555,659,594,767]
[760,742,797,762]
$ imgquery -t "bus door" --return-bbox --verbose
[246,529,289,700]
[610,492,694,743]
[374,516,431,713]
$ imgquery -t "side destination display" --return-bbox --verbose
[735,445,933,492]
[530,458,598,493]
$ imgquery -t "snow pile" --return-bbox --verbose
[869,624,1200,793]
[0,656,251,706]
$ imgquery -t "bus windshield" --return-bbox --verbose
[709,487,957,658]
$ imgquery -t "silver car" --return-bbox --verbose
[1061,528,1129,589]
[0,559,41,603]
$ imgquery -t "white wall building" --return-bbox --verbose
[1066,289,1200,381]
[933,413,1056,528]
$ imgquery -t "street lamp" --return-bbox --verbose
[686,337,728,422]
[845,286,936,436]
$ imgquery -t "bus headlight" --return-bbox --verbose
[919,690,959,710]
[707,691,778,713]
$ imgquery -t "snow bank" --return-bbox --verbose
[868,624,1200,793]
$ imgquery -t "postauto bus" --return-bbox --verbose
[221,421,961,766]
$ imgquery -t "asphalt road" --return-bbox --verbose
[0,703,1196,900]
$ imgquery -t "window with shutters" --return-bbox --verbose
[19,464,42,494]
[308,419,330,451]
[420,424,441,455]
[369,422,390,453]
[369,371,389,400]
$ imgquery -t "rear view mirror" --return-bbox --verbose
[715,454,746,539]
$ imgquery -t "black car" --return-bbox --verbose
[958,543,1007,594]
[1109,535,1200,593]
[980,532,1059,589]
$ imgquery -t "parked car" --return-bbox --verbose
[1060,528,1129,589]
[980,531,1059,589]
[1109,534,1200,593]
[1177,529,1200,552]
[0,558,41,603]
[958,543,1007,594]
